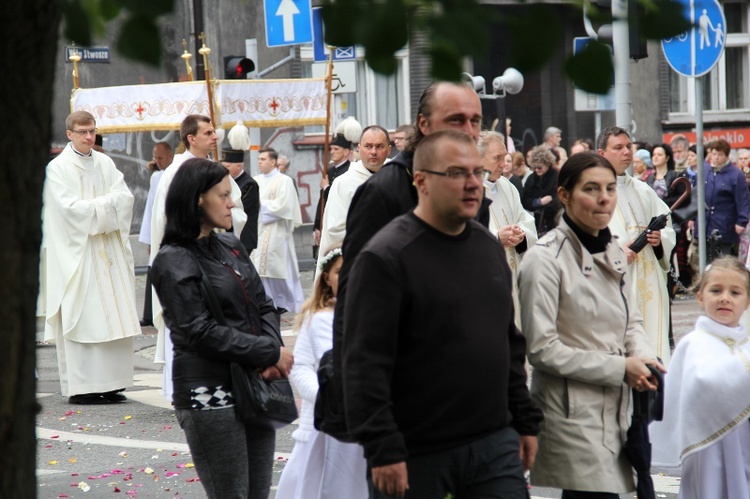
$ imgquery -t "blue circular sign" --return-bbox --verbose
[661,0,726,77]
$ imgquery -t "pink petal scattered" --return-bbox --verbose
[126,492,138,497]
[163,426,171,430]
[57,495,69,498]
[165,471,179,477]
[110,469,125,474]
[65,410,75,416]
[185,477,200,482]
[71,473,79,476]
[176,463,186,469]
[171,453,178,456]
[45,445,53,448]
[113,487,121,492]
[51,435,59,439]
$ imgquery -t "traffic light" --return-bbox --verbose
[224,56,255,79]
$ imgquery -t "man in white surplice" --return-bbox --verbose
[478,131,537,330]
[40,111,139,404]
[149,114,247,401]
[598,126,675,365]
[251,147,304,313]
[315,125,392,280]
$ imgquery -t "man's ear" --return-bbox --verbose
[417,114,429,136]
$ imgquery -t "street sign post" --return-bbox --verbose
[661,0,726,273]
[312,61,357,94]
[661,0,726,77]
[312,7,356,62]
[264,0,313,47]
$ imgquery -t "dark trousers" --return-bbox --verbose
[369,427,529,499]
[561,491,619,499]
[141,268,153,324]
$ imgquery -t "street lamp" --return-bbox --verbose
[462,69,524,141]
[461,68,524,99]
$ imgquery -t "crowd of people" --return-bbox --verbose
[38,81,750,499]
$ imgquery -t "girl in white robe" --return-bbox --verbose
[650,257,750,499]
[276,247,367,499]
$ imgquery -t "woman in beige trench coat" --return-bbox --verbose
[518,152,665,498]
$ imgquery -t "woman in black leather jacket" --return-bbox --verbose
[151,158,293,499]
[647,143,690,208]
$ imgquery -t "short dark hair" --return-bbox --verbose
[713,139,731,156]
[259,147,278,162]
[596,126,630,152]
[558,152,616,192]
[180,114,212,149]
[162,158,229,246]
[413,129,474,171]
[360,125,390,143]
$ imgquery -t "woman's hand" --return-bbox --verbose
[260,366,282,381]
[275,347,294,377]
[625,357,666,391]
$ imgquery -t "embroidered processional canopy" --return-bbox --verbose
[70,78,327,133]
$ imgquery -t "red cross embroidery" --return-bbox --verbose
[269,99,279,112]
[135,103,146,119]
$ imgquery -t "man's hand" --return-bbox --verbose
[498,225,525,248]
[736,224,746,235]
[519,435,538,471]
[372,462,409,498]
[320,176,329,189]
[313,229,321,246]
[646,229,661,247]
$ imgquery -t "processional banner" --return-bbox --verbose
[71,78,327,133]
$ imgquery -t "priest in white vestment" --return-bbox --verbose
[598,127,675,365]
[149,114,247,400]
[315,126,392,280]
[40,111,139,404]
[479,131,537,330]
[251,147,304,313]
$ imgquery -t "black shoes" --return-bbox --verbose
[69,390,127,405]
[139,319,154,327]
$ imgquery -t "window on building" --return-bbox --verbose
[668,0,750,115]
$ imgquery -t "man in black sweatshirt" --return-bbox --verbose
[343,130,543,498]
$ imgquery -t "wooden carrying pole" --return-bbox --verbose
[318,47,335,226]
[198,33,220,160]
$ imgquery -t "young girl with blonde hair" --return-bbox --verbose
[651,256,750,498]
[276,245,367,498]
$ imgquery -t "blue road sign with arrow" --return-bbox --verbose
[264,0,313,47]
[662,0,726,77]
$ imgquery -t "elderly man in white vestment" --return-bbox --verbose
[315,125,391,279]
[149,114,247,400]
[598,126,675,365]
[41,111,139,404]
[478,131,537,330]
[251,147,304,313]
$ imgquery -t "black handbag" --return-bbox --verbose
[313,349,356,442]
[194,255,298,429]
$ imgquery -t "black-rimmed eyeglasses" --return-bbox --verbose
[420,168,484,181]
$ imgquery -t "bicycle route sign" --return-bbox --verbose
[661,0,726,77]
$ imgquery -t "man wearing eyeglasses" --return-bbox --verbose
[40,111,139,405]
[343,130,542,498]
